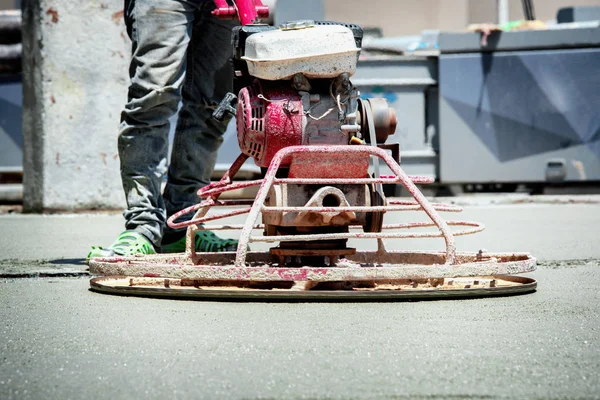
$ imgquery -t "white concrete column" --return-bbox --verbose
[22,0,130,211]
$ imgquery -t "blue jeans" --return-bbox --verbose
[118,0,236,247]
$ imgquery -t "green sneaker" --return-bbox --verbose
[161,230,239,253]
[87,230,156,259]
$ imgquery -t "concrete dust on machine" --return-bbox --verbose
[88,0,537,300]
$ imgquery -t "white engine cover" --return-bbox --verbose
[242,24,360,80]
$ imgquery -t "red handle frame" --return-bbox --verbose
[212,0,269,25]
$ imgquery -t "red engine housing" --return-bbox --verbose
[236,81,303,168]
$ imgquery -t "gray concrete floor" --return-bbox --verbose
[1,196,600,399]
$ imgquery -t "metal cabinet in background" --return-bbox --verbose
[438,27,600,186]
[0,9,23,175]
[352,55,439,179]
[0,78,22,173]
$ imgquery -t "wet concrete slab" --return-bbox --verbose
[1,265,599,400]
[1,197,599,399]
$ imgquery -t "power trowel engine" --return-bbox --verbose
[219,21,397,260]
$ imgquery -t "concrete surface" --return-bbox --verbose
[22,0,129,210]
[1,198,599,268]
[1,197,600,399]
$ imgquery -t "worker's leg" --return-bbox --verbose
[118,0,197,249]
[162,2,237,248]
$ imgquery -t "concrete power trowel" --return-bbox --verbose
[88,0,537,300]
